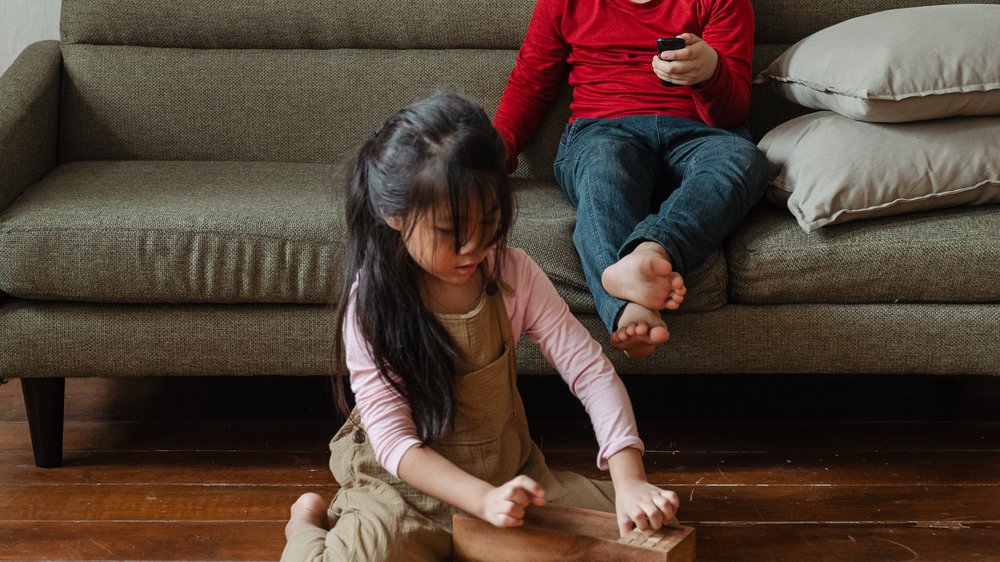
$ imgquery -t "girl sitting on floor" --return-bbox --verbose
[282,91,679,561]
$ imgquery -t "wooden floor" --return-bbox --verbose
[1,373,998,561]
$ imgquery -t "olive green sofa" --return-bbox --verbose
[2,0,997,467]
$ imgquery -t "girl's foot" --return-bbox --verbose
[285,492,334,540]
[610,302,670,359]
[602,242,686,312]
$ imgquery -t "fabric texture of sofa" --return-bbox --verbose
[2,0,998,468]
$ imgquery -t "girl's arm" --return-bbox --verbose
[504,249,643,470]
[397,444,546,526]
[503,249,679,536]
[607,447,680,537]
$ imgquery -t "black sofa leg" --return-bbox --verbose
[21,377,65,468]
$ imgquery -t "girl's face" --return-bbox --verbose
[388,199,500,291]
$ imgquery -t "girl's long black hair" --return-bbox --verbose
[335,91,514,443]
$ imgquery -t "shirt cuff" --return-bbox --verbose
[694,51,727,93]
[381,438,423,478]
[597,438,645,471]
[495,126,519,174]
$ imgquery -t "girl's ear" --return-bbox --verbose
[380,209,404,231]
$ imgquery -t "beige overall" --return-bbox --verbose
[303,284,617,561]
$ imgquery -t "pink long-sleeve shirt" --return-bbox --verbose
[344,248,643,477]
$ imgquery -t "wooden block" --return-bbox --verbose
[453,504,695,561]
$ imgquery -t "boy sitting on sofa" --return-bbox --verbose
[494,0,768,358]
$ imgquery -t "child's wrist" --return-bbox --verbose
[607,447,648,490]
[611,474,647,494]
[473,483,498,521]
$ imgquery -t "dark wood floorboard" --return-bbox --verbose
[1,374,998,561]
[0,522,284,561]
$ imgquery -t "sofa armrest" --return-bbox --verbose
[0,40,61,212]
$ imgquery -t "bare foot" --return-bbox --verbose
[610,302,670,359]
[285,492,335,541]
[602,242,686,311]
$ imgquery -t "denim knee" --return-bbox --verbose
[739,139,769,204]
[717,135,769,205]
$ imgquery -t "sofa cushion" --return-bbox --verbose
[510,179,728,314]
[0,161,727,310]
[761,112,1000,232]
[755,4,1000,122]
[0,161,343,303]
[725,206,1000,304]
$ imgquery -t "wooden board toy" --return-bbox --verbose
[453,503,695,561]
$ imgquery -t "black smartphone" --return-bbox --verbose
[656,37,686,86]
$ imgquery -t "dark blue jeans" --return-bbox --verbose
[552,115,767,332]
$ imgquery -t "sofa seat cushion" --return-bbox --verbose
[0,160,729,310]
[0,161,342,303]
[726,205,1000,304]
[510,179,728,314]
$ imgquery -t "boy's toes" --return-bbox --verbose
[612,332,655,358]
[611,321,669,358]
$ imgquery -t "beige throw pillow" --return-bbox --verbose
[760,111,1000,232]
[755,4,1000,122]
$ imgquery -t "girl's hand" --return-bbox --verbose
[614,479,680,537]
[479,475,546,527]
[651,33,719,86]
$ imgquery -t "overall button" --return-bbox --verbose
[352,430,366,444]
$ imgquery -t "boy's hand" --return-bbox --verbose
[652,33,719,86]
[479,475,546,527]
[614,479,680,537]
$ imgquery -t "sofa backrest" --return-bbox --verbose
[57,0,998,179]
[57,0,535,170]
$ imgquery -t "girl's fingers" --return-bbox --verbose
[661,489,680,513]
[628,506,650,531]
[652,494,676,519]
[629,500,662,531]
[513,475,545,498]
[643,501,664,529]
[505,475,545,506]
[618,516,635,538]
[494,513,523,527]
[496,498,527,520]
[505,486,529,504]
[492,477,546,530]
[508,503,527,520]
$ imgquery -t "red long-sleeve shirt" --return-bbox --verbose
[494,0,755,169]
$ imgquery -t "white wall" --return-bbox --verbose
[0,0,61,75]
